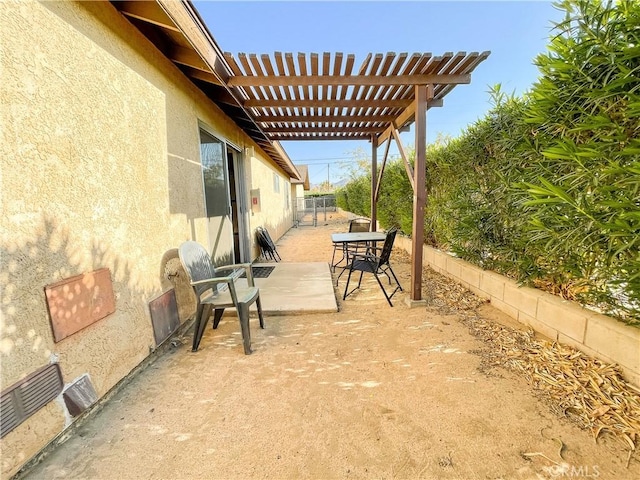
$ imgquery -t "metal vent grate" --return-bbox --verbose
[1,364,63,438]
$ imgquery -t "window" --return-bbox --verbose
[273,172,280,193]
[285,184,290,210]
[199,129,229,217]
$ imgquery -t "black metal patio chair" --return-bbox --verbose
[342,228,403,306]
[178,241,264,354]
[256,226,281,262]
[331,217,371,273]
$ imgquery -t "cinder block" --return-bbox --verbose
[395,236,411,254]
[423,246,436,267]
[458,263,481,289]
[446,256,462,280]
[558,332,608,362]
[490,297,519,320]
[585,314,640,376]
[480,271,505,301]
[553,333,639,390]
[537,296,588,343]
[503,283,542,318]
[468,284,490,300]
[624,370,640,389]
[518,312,558,342]
[433,250,448,272]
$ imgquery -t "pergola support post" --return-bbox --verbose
[408,84,431,305]
[370,135,378,231]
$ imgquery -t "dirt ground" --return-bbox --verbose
[20,213,639,480]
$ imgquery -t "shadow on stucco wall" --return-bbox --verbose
[0,215,155,384]
[0,213,198,477]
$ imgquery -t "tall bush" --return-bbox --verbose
[335,173,371,218]
[337,0,639,324]
[426,89,534,276]
[519,0,640,319]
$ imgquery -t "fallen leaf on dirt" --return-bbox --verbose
[417,263,640,459]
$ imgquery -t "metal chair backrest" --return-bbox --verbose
[256,228,270,250]
[256,226,281,261]
[178,241,219,297]
[257,226,276,250]
[378,228,398,267]
[349,218,371,233]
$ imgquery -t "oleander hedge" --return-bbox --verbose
[336,0,640,324]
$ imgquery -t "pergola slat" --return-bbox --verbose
[264,125,384,134]
[229,71,470,87]
[244,98,414,108]
[297,53,309,115]
[310,53,319,105]
[261,53,283,105]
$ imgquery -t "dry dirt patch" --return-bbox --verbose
[21,214,640,480]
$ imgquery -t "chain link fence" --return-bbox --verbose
[295,195,336,227]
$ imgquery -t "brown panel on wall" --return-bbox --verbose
[149,289,180,347]
[45,268,116,342]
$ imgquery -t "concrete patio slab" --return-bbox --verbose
[253,262,338,314]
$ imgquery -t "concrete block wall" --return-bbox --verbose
[394,236,640,387]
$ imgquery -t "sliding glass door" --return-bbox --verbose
[199,129,234,265]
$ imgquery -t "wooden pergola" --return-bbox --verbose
[224,51,490,303]
[111,0,490,303]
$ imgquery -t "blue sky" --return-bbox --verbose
[194,1,565,185]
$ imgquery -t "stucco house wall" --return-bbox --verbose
[0,1,293,476]
[248,153,295,247]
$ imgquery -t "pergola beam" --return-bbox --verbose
[264,126,384,134]
[373,137,392,203]
[391,126,415,192]
[267,134,373,141]
[244,98,412,108]
[377,98,443,145]
[228,74,471,87]
[409,84,432,302]
[255,114,398,123]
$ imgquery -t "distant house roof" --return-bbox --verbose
[292,165,310,190]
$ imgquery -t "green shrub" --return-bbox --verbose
[519,0,640,320]
[337,0,640,324]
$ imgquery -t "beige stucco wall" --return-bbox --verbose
[0,1,293,476]
[247,153,295,255]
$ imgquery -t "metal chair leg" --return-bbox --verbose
[343,268,355,300]
[387,266,403,291]
[373,273,394,307]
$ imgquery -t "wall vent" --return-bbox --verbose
[149,288,180,347]
[1,364,63,438]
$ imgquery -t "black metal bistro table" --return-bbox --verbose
[330,231,387,278]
